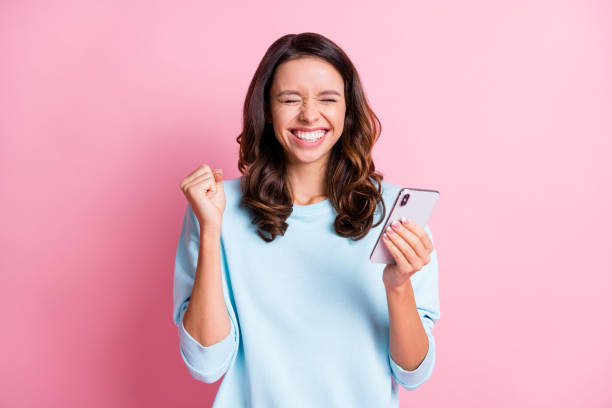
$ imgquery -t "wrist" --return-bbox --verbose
[200,227,221,241]
[385,279,414,298]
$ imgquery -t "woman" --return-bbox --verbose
[173,32,440,407]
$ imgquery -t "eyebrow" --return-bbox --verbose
[276,90,342,97]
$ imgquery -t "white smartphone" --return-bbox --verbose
[369,187,440,264]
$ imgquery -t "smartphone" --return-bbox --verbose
[369,187,440,264]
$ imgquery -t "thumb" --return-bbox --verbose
[213,169,224,184]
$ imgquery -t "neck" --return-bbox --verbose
[286,158,328,205]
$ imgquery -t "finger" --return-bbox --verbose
[382,232,413,270]
[401,218,433,253]
[385,227,420,269]
[180,164,213,189]
[185,173,214,188]
[186,174,216,194]
[390,220,427,261]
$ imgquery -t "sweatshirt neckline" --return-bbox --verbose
[290,197,334,218]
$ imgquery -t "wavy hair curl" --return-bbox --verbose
[236,32,386,242]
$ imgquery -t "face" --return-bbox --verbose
[267,56,346,167]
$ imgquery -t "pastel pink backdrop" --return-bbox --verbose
[1,1,610,407]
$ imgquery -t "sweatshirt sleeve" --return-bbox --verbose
[388,224,441,390]
[172,203,240,383]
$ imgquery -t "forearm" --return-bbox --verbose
[182,230,232,347]
[386,280,429,371]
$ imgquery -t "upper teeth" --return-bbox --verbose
[294,130,327,140]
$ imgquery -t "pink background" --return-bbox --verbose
[1,1,611,407]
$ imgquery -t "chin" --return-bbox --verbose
[290,149,332,165]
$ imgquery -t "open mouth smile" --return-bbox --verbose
[289,128,329,147]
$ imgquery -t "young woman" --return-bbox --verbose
[173,32,440,407]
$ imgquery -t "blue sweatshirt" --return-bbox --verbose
[172,176,440,407]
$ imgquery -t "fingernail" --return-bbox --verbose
[386,225,395,235]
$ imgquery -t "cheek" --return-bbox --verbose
[272,107,292,123]
[271,109,291,129]
[330,107,346,129]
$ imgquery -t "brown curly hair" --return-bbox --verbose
[236,32,386,242]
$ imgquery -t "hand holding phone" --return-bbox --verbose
[369,187,440,264]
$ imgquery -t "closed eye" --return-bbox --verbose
[282,99,337,104]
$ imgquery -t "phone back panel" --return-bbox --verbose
[369,188,440,264]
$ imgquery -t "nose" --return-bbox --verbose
[298,100,319,123]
